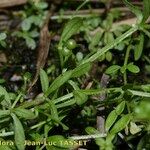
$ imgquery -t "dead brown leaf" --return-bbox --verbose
[0,0,27,8]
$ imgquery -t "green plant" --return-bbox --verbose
[0,33,7,47]
[13,30,39,50]
[0,0,150,150]
[12,1,48,49]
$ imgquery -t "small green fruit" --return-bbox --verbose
[66,39,77,50]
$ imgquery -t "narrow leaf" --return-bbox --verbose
[115,101,126,115]
[78,89,104,95]
[14,108,36,119]
[56,99,76,109]
[71,63,91,78]
[85,127,100,134]
[128,89,150,97]
[40,69,49,93]
[105,101,126,132]
[134,33,144,61]
[105,65,121,74]
[110,114,132,134]
[127,63,140,73]
[60,17,83,44]
[0,110,10,118]
[105,110,118,132]
[46,70,73,96]
[11,113,25,150]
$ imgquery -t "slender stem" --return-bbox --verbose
[124,46,131,66]
[51,13,99,20]
[73,0,90,17]
[58,48,64,69]
[70,133,107,140]
[0,131,14,137]
[123,72,127,85]
[30,121,46,130]
[81,26,138,64]
[143,55,150,64]
[11,93,22,108]
[39,145,46,150]
[123,45,131,85]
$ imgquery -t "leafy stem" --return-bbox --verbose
[19,87,122,109]
[81,26,138,64]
